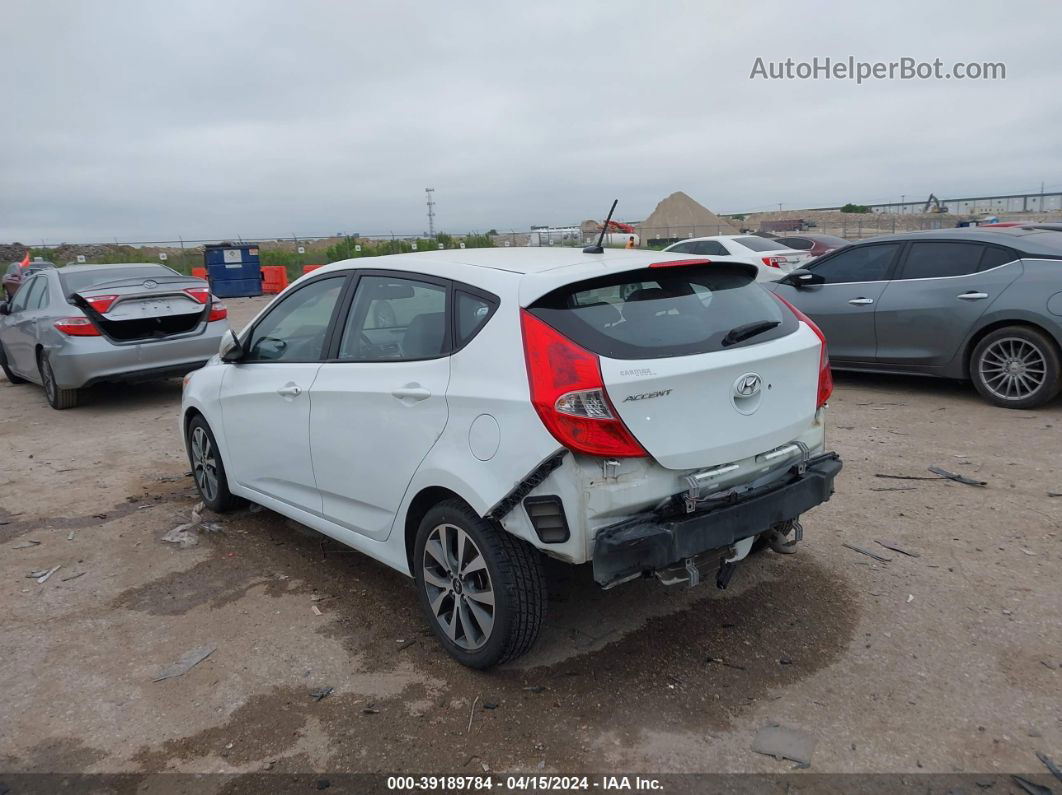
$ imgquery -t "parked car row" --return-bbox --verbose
[0,262,230,408]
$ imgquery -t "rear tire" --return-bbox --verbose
[413,499,546,669]
[38,352,79,409]
[186,415,244,512]
[0,342,26,384]
[970,326,1061,409]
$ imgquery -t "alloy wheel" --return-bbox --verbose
[190,426,219,502]
[421,522,496,650]
[978,337,1047,401]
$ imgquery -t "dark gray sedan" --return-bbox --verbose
[769,228,1062,409]
[0,263,229,409]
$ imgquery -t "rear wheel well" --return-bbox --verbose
[404,487,470,572]
[964,320,1062,377]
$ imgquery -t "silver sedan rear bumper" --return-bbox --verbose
[48,324,226,388]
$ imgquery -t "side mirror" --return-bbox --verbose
[219,329,243,362]
[0,302,9,316]
[782,268,823,288]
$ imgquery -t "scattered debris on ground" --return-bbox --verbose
[152,645,216,682]
[751,724,816,767]
[842,543,891,563]
[162,523,198,548]
[467,696,479,732]
[1011,774,1052,795]
[928,466,987,487]
[875,540,920,557]
[28,565,61,584]
[1037,752,1062,783]
[310,687,334,702]
[12,540,40,550]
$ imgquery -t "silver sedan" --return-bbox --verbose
[0,263,230,409]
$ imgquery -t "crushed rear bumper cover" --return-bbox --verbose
[592,452,842,588]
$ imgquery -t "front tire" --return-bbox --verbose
[38,352,78,409]
[186,415,243,512]
[970,326,1061,409]
[0,341,26,384]
[413,499,546,669]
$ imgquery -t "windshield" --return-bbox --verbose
[59,265,180,296]
[527,263,794,360]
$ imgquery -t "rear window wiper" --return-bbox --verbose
[721,319,780,347]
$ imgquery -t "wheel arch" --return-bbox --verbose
[182,405,205,437]
[962,318,1062,378]
[403,486,474,574]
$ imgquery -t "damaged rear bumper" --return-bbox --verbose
[591,452,842,588]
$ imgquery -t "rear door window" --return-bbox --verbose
[33,278,50,309]
[692,240,730,256]
[900,242,984,279]
[666,242,695,254]
[808,243,900,283]
[734,236,785,252]
[978,245,1017,271]
[527,264,795,360]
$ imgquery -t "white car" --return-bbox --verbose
[181,248,842,668]
[663,235,813,281]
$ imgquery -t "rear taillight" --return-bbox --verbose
[772,293,833,408]
[85,294,119,313]
[207,302,227,322]
[183,287,210,304]
[54,317,101,337]
[520,309,647,458]
[762,256,786,268]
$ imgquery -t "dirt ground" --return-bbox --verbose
[1,295,1059,780]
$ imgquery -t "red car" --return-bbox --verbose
[3,259,56,301]
[774,234,850,259]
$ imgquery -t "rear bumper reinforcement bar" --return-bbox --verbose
[592,452,842,588]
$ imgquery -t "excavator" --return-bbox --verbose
[923,194,948,213]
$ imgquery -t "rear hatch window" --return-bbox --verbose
[527,263,795,360]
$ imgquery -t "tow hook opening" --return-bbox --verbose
[767,518,803,554]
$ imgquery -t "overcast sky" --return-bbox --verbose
[3,0,1060,243]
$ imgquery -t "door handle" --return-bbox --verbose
[848,297,874,305]
[957,291,989,300]
[392,385,431,402]
[276,383,302,397]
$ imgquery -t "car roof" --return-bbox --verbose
[855,227,1062,256]
[319,247,682,277]
[669,235,745,243]
[57,262,171,274]
[313,247,740,305]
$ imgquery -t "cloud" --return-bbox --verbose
[2,0,1059,242]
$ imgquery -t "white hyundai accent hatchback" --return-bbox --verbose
[181,248,842,668]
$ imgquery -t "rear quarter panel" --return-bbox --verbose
[945,259,1062,378]
[394,293,562,547]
